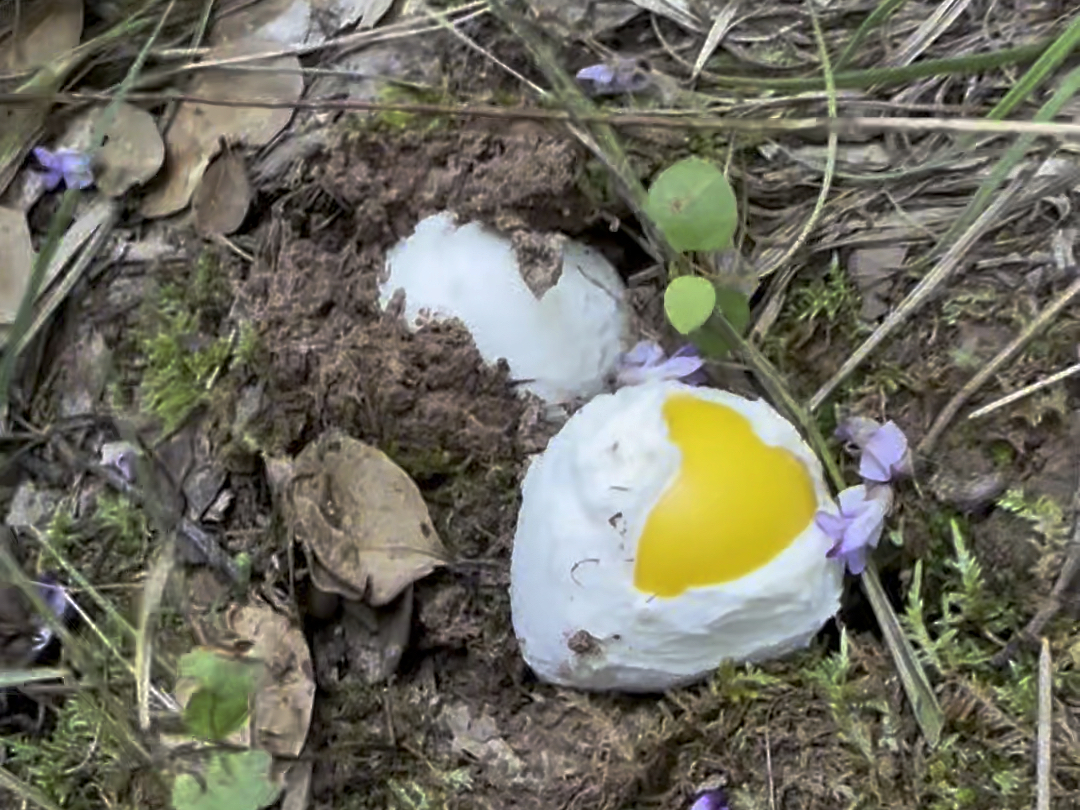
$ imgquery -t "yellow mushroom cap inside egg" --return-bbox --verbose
[634,394,818,597]
[509,380,843,693]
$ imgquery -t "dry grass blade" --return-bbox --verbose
[0,198,116,354]
[136,535,176,731]
[966,361,1080,421]
[1037,638,1052,810]
[691,2,740,81]
[984,10,1080,122]
[835,0,907,69]
[808,58,1080,411]
[862,561,943,747]
[809,167,1026,411]
[751,2,838,339]
[0,765,64,810]
[885,0,973,67]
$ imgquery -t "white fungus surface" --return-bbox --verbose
[380,213,627,404]
[509,381,844,692]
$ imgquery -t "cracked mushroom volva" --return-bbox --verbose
[509,380,844,692]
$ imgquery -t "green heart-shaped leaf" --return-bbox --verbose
[645,158,738,253]
[664,276,717,335]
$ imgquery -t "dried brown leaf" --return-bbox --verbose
[96,103,165,197]
[195,150,251,235]
[140,39,302,219]
[286,431,447,606]
[226,602,315,758]
[0,0,83,71]
[211,0,313,45]
[0,206,32,323]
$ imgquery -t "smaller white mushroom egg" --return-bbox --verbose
[510,380,843,692]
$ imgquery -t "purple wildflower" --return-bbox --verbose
[100,441,140,483]
[575,59,651,96]
[815,484,893,575]
[31,573,70,654]
[32,147,94,191]
[835,417,912,483]
[834,416,882,450]
[615,340,705,386]
[860,420,912,482]
[689,789,730,810]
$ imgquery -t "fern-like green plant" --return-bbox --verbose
[5,695,126,810]
[139,300,233,434]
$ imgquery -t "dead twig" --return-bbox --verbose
[11,90,1080,140]
[967,358,1080,421]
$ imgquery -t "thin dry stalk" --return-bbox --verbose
[886,0,975,67]
[967,361,1080,421]
[810,166,1030,412]
[1037,638,1052,810]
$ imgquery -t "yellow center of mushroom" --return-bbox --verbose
[633,394,817,597]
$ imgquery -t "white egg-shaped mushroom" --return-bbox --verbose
[380,213,627,404]
[510,380,843,692]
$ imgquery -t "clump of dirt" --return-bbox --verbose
[228,124,696,809]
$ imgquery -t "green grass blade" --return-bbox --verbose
[835,0,910,70]
[0,1,173,408]
[705,38,1073,93]
[985,10,1080,121]
[931,64,1080,258]
[0,765,64,810]
[0,668,71,688]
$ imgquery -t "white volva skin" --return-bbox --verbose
[510,381,844,692]
[380,213,627,405]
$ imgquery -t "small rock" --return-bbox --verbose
[6,482,62,529]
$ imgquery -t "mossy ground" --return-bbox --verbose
[6,9,1080,810]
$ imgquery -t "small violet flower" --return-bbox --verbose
[575,59,651,96]
[689,789,730,810]
[31,573,70,654]
[32,147,94,191]
[615,340,705,387]
[835,417,912,483]
[100,441,141,483]
[815,484,893,575]
[817,416,912,575]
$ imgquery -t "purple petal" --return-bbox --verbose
[689,789,729,810]
[576,63,616,85]
[38,167,63,191]
[576,59,650,95]
[844,490,889,551]
[36,577,69,620]
[621,340,664,368]
[820,485,894,574]
[836,485,872,517]
[615,342,704,386]
[834,416,882,449]
[655,354,705,379]
[859,420,911,482]
[842,545,870,575]
[32,147,61,171]
[814,510,848,541]
[32,147,93,190]
[57,150,94,190]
